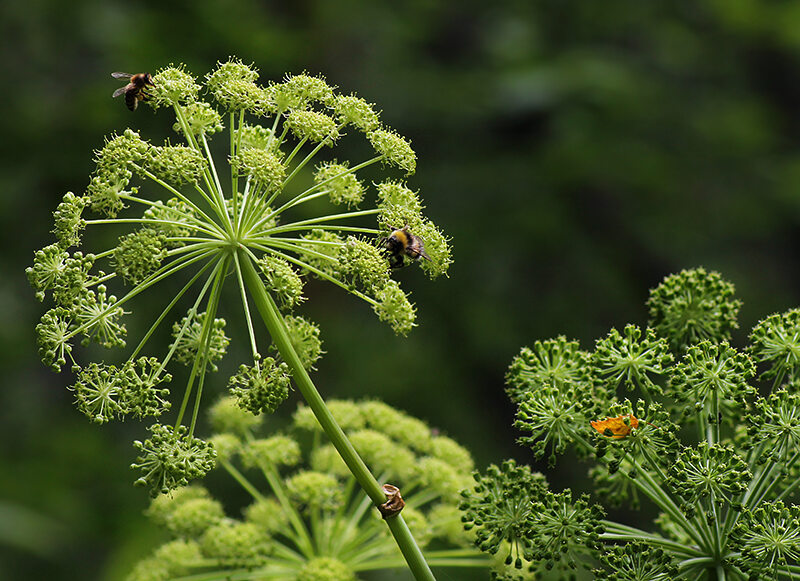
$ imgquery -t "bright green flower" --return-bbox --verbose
[647,267,741,351]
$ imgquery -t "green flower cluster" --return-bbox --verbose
[126,399,485,580]
[28,58,451,498]
[464,268,800,579]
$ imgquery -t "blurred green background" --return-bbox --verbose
[5,0,800,579]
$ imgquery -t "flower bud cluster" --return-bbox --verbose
[128,399,476,579]
[481,267,800,579]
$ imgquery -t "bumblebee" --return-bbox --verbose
[111,72,155,111]
[383,226,430,268]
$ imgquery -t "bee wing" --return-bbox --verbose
[111,72,133,79]
[112,86,127,98]
[408,248,431,261]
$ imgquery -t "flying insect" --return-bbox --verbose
[111,72,155,111]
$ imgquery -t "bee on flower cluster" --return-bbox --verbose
[383,226,430,269]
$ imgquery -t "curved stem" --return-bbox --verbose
[237,250,436,581]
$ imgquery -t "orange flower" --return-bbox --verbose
[591,414,639,439]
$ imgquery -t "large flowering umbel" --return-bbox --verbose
[28,59,451,498]
[125,399,485,581]
[467,268,800,580]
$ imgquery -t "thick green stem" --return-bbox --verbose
[237,250,436,581]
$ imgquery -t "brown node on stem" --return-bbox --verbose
[378,483,405,519]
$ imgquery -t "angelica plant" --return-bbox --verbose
[28,58,451,581]
[127,398,486,580]
[461,267,800,580]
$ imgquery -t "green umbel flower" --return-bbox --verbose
[128,399,485,580]
[749,308,800,386]
[29,61,451,471]
[505,336,593,403]
[474,269,800,580]
[647,267,740,351]
[29,57,453,576]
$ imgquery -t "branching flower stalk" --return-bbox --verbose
[461,268,800,580]
[28,59,452,581]
[127,398,487,580]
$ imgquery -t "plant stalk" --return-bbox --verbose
[238,250,436,581]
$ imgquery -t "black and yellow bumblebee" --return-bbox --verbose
[383,226,430,268]
[111,72,155,111]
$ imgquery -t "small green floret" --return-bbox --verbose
[86,167,132,217]
[241,435,301,468]
[113,228,168,285]
[506,336,593,403]
[35,307,74,371]
[270,73,334,111]
[348,429,415,477]
[200,521,270,567]
[174,101,223,136]
[647,267,741,351]
[243,498,288,533]
[149,65,200,108]
[94,129,150,174]
[27,244,70,302]
[746,387,800,464]
[171,311,230,372]
[413,220,452,278]
[750,308,800,386]
[71,362,127,423]
[668,340,756,416]
[296,557,356,581]
[205,58,263,112]
[731,501,800,579]
[53,192,87,248]
[460,460,548,568]
[314,161,365,207]
[236,123,275,150]
[369,128,416,174]
[131,424,216,496]
[142,198,197,240]
[230,148,285,191]
[278,315,323,370]
[286,471,343,512]
[667,443,750,514]
[337,236,390,293]
[163,496,226,538]
[258,255,305,310]
[372,280,416,336]
[285,109,340,144]
[376,180,424,228]
[144,145,207,185]
[229,357,291,415]
[51,251,96,306]
[592,325,672,394]
[515,383,592,466]
[332,94,380,132]
[298,230,343,277]
[593,542,678,580]
[74,284,127,348]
